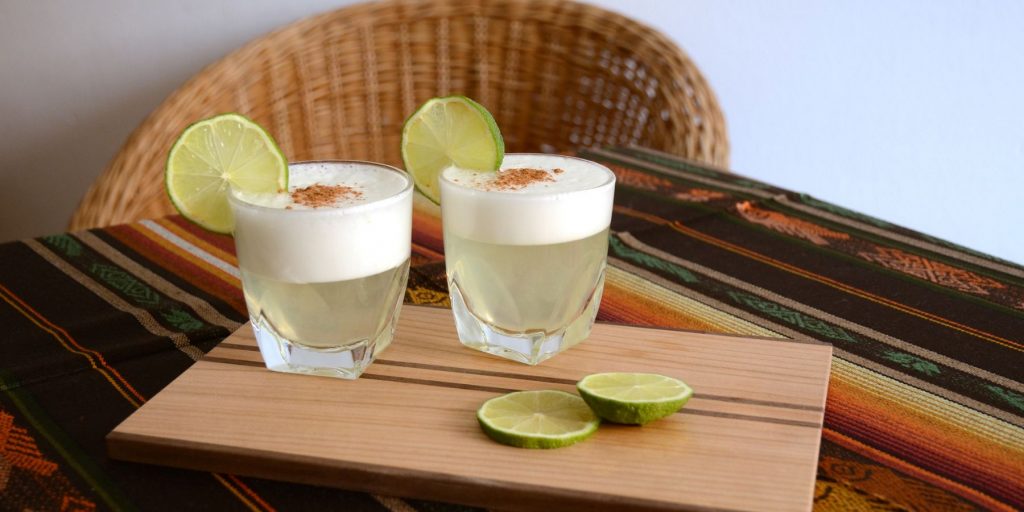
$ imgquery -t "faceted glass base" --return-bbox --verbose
[250,304,401,379]
[449,270,606,365]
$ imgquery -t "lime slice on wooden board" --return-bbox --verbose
[577,373,693,425]
[477,390,599,449]
[165,113,288,234]
[400,95,504,204]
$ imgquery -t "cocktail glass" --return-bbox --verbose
[229,161,412,379]
[440,154,615,364]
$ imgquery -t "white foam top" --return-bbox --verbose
[439,154,615,245]
[234,161,409,209]
[229,161,412,283]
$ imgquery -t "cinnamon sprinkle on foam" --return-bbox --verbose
[290,183,363,208]
[487,168,555,191]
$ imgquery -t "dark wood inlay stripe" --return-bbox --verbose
[219,342,260,352]
[375,359,578,385]
[381,359,823,412]
[361,373,512,394]
[680,409,822,429]
[201,357,819,428]
[204,356,263,367]
[211,349,824,412]
[695,393,824,412]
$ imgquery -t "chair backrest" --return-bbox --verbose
[69,0,728,231]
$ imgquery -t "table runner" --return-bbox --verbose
[1,146,1020,511]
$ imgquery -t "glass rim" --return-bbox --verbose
[437,153,616,196]
[228,159,413,216]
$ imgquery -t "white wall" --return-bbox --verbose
[2,0,1022,263]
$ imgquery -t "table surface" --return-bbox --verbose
[1,146,1021,512]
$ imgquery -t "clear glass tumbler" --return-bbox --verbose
[229,161,412,379]
[440,154,616,364]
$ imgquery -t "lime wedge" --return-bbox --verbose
[577,373,693,425]
[165,113,288,233]
[401,96,504,204]
[477,390,599,449]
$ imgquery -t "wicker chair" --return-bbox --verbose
[68,0,728,230]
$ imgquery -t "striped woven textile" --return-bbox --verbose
[0,146,1021,511]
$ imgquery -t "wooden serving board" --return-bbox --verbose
[108,305,832,512]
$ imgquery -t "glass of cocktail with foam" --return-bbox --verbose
[229,161,412,379]
[440,154,615,364]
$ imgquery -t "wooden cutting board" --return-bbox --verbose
[108,305,832,512]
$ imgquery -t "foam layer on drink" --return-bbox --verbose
[230,162,412,283]
[234,162,409,209]
[440,154,615,245]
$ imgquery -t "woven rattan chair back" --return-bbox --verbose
[69,0,728,230]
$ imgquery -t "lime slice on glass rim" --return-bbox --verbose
[165,113,288,234]
[477,390,599,449]
[400,95,504,204]
[577,373,693,425]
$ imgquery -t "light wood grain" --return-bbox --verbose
[108,305,831,512]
